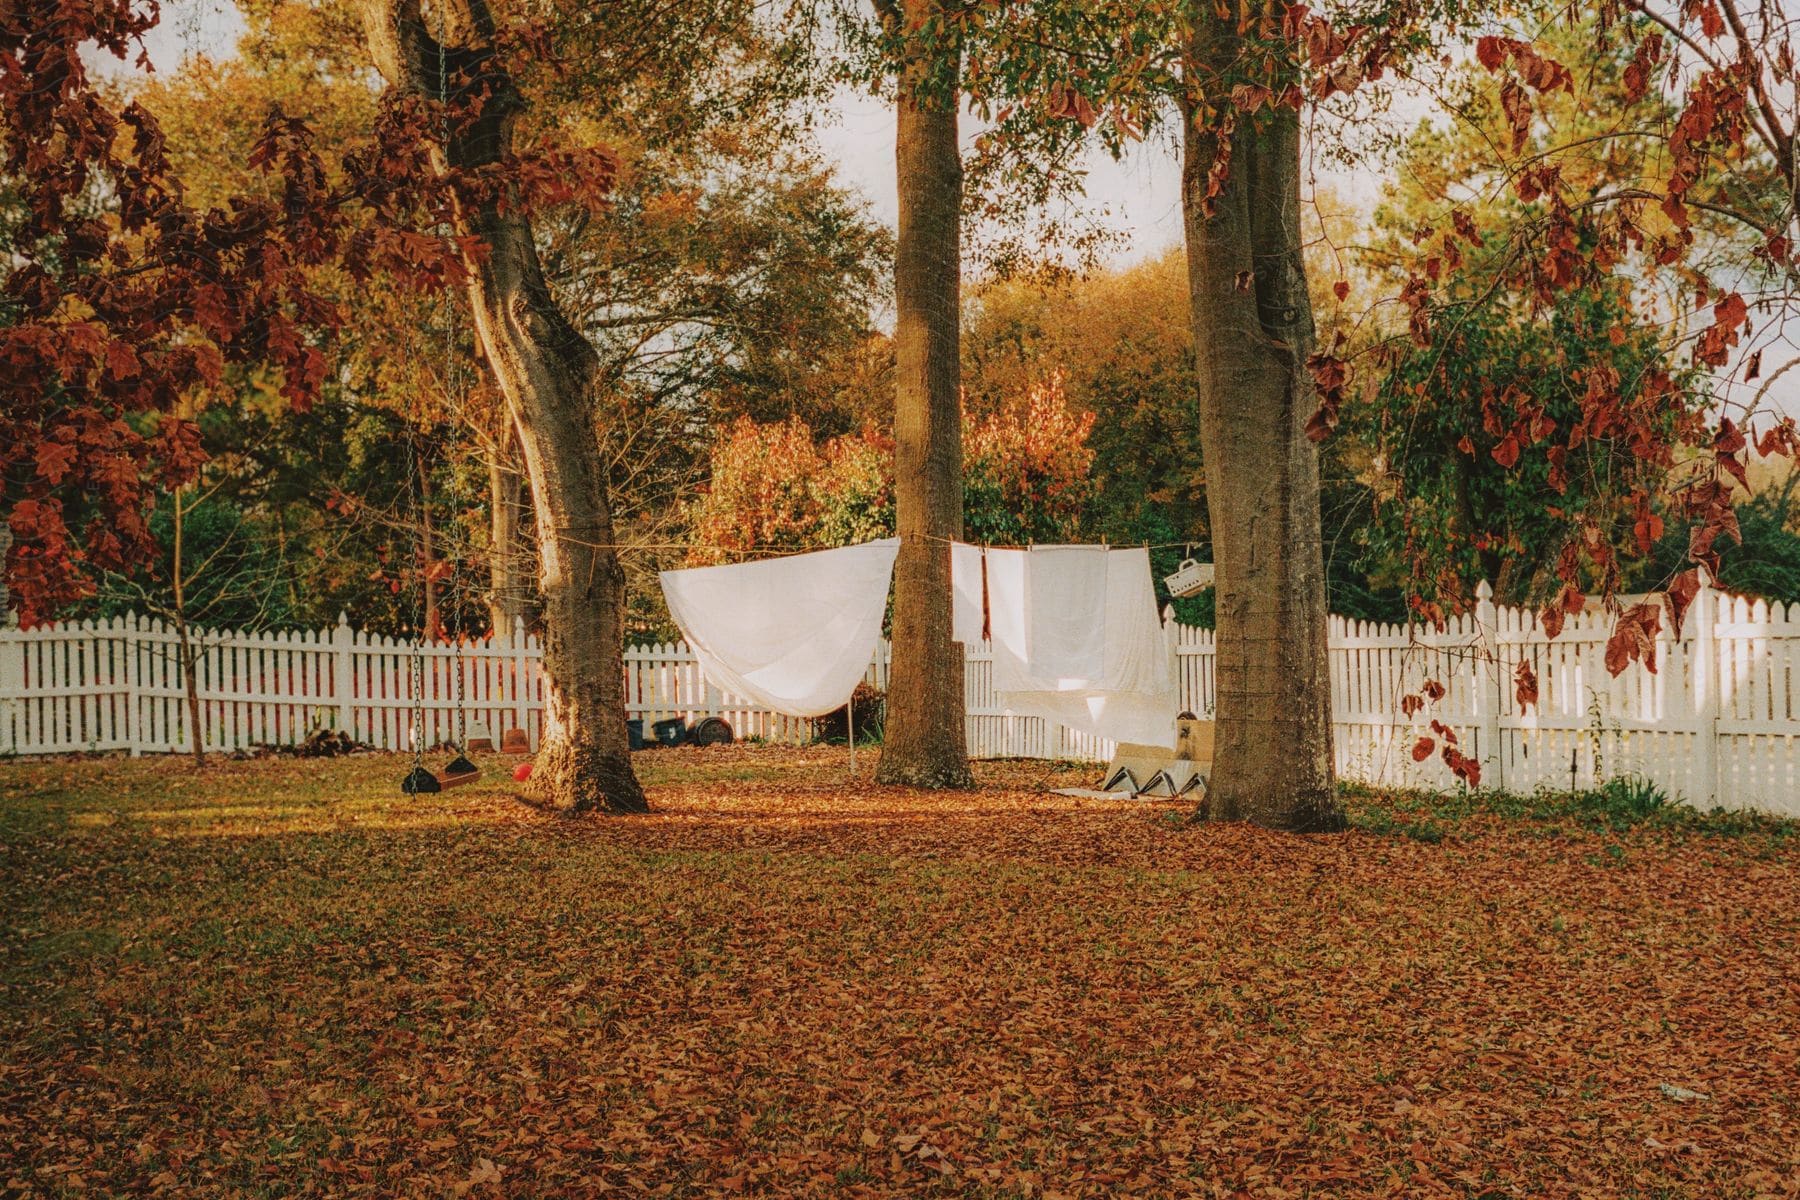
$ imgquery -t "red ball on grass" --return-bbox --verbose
[512,761,534,782]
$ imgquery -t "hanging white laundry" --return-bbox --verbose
[1025,545,1109,682]
[951,542,986,643]
[660,539,899,718]
[986,545,1179,748]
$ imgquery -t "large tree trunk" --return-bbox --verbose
[1179,20,1340,832]
[362,0,645,814]
[486,435,535,637]
[875,0,973,789]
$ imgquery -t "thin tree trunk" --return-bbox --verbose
[486,436,533,636]
[0,523,11,625]
[875,0,972,789]
[172,484,205,767]
[1180,17,1339,832]
[362,0,644,814]
[418,452,442,641]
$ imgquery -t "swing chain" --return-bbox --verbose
[409,642,427,770]
[453,632,467,751]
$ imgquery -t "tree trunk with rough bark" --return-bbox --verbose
[362,0,644,813]
[1180,18,1340,832]
[874,0,972,790]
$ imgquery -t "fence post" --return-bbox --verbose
[1689,571,1720,806]
[122,613,141,756]
[511,616,529,746]
[0,620,20,756]
[1475,581,1504,791]
[332,612,354,737]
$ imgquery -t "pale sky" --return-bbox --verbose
[813,85,1191,270]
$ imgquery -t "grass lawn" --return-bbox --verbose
[2,746,1797,1198]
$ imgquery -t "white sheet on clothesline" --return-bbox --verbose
[951,541,986,643]
[984,545,1179,749]
[659,539,900,719]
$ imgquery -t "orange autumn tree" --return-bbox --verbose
[684,375,1096,565]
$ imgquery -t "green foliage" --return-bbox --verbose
[1351,20,1703,613]
[1354,278,1697,610]
[86,395,492,637]
[1632,480,1800,606]
[1341,775,1796,846]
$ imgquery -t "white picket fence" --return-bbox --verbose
[2,578,1797,815]
[0,613,825,759]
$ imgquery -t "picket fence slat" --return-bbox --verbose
[3,580,1798,816]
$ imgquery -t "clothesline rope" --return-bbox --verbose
[547,530,1204,561]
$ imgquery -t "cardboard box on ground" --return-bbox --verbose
[1056,715,1213,800]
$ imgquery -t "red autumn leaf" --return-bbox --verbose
[1333,279,1349,301]
[1229,83,1273,112]
[1400,693,1424,718]
[1714,417,1747,455]
[1514,659,1539,714]
[1605,602,1663,677]
[104,339,140,381]
[1475,35,1512,71]
[1756,418,1800,458]
[35,441,78,484]
[1499,80,1532,152]
[1695,293,1749,367]
[1423,679,1446,702]
[1664,567,1703,638]
[1492,433,1522,468]
[1547,445,1569,494]
[1411,735,1436,762]
[1443,745,1483,787]
[1452,209,1484,247]
[1541,602,1567,640]
[1623,34,1664,102]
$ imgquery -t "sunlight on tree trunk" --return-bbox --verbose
[875,0,972,790]
[362,0,644,814]
[1180,22,1340,832]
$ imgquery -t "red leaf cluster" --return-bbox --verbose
[1304,349,1349,442]
[0,0,346,623]
[1,0,614,625]
[1474,36,1574,152]
[1604,601,1663,677]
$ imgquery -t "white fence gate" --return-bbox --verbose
[2,578,1797,815]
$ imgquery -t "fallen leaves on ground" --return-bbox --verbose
[1,747,1797,1198]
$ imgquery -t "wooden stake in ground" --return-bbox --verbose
[874,0,973,790]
